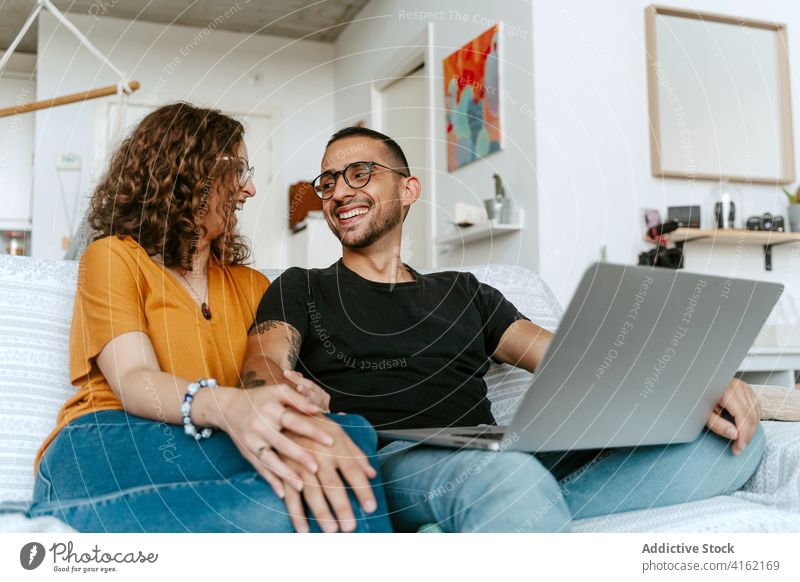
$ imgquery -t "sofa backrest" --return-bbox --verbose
[0,254,78,503]
[0,253,562,502]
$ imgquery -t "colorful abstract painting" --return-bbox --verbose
[444,25,502,171]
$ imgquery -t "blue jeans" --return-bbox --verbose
[377,424,766,532]
[29,410,392,533]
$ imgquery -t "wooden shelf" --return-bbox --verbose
[652,228,800,270]
[664,228,800,246]
[435,220,523,246]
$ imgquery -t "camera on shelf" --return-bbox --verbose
[746,213,785,232]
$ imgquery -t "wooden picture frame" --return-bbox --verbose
[645,5,795,184]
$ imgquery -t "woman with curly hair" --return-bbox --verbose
[28,102,391,533]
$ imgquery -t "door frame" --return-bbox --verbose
[369,23,438,267]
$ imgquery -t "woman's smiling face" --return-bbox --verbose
[203,141,255,243]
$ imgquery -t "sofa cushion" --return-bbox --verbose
[736,419,800,513]
[0,508,76,533]
[571,494,800,532]
[0,254,78,503]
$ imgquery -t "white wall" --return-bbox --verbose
[532,0,800,307]
[33,11,335,265]
[0,78,35,229]
[0,52,36,231]
[333,0,537,271]
[335,0,800,314]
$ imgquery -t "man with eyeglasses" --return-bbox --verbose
[240,126,764,533]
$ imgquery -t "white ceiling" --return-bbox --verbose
[0,0,369,53]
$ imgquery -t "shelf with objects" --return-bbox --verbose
[436,173,523,247]
[435,217,523,246]
[652,227,800,271]
[642,222,800,387]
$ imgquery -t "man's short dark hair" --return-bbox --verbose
[326,126,410,176]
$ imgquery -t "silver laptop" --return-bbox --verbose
[378,262,782,452]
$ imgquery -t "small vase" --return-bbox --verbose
[788,204,800,233]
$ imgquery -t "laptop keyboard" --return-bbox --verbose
[450,430,505,441]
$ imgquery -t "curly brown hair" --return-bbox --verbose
[88,102,250,269]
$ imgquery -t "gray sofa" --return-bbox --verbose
[1,253,799,532]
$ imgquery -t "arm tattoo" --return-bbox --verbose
[286,326,301,368]
[240,370,266,389]
[248,319,283,336]
[249,319,303,369]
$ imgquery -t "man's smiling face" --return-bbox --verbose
[319,136,407,249]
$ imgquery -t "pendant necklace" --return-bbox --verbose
[180,271,212,320]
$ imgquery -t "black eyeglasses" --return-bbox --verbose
[219,156,255,187]
[311,161,408,200]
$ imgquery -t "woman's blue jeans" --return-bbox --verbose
[29,410,392,532]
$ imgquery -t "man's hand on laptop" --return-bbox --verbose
[279,414,379,533]
[706,378,761,455]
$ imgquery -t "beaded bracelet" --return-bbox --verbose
[181,378,217,440]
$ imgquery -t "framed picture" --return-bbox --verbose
[443,24,502,171]
[642,208,661,230]
[646,5,794,184]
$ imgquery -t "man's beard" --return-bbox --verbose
[332,198,403,249]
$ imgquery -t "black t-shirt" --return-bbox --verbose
[252,260,527,430]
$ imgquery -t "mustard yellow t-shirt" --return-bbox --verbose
[34,235,269,473]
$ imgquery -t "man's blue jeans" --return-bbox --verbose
[29,410,392,532]
[377,424,766,532]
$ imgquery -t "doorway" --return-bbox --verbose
[377,63,431,268]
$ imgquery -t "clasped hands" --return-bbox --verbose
[215,369,377,533]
